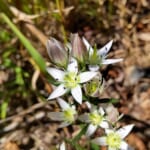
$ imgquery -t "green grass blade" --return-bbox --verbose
[0,99,9,119]
[1,13,46,73]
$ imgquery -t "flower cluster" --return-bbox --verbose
[46,33,134,150]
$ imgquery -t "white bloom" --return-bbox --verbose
[47,58,97,104]
[79,103,109,137]
[91,124,134,150]
[82,38,123,71]
[60,142,66,150]
[48,98,77,128]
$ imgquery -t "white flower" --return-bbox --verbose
[82,38,123,71]
[60,142,66,150]
[79,103,109,137]
[91,124,134,150]
[48,98,77,128]
[47,58,97,104]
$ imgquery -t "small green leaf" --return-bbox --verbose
[91,143,99,150]
[1,99,8,119]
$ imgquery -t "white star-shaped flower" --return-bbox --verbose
[79,103,109,137]
[48,98,77,128]
[91,124,134,150]
[47,58,97,104]
[82,38,123,71]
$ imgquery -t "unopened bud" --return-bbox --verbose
[46,38,68,68]
[71,33,88,63]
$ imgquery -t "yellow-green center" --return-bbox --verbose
[89,47,102,65]
[63,72,80,88]
[106,132,121,149]
[85,80,99,95]
[63,108,76,123]
[89,111,103,125]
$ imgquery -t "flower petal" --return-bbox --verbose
[86,124,97,137]
[47,67,64,81]
[82,37,93,55]
[67,58,78,73]
[116,124,134,139]
[98,107,105,115]
[120,141,129,150]
[79,72,97,83]
[71,85,82,104]
[57,98,70,110]
[48,112,64,121]
[48,84,68,100]
[98,40,113,57]
[60,142,65,150]
[100,121,109,129]
[59,121,70,128]
[85,101,92,109]
[105,129,114,135]
[91,137,107,146]
[88,65,99,71]
[78,113,90,123]
[102,58,123,65]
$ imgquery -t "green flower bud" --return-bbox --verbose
[84,73,104,97]
[71,33,88,63]
[46,38,68,68]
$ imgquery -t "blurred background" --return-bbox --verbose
[0,0,150,149]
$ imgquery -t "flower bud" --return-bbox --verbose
[84,73,104,97]
[46,38,68,68]
[71,33,88,63]
[105,104,123,124]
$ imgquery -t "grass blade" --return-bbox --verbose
[1,13,46,73]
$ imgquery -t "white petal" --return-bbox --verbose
[67,58,78,73]
[91,137,107,146]
[79,71,97,83]
[86,124,97,137]
[88,65,99,71]
[98,107,105,115]
[82,37,93,55]
[85,101,92,109]
[120,141,129,150]
[60,142,65,150]
[105,129,114,135]
[102,58,123,65]
[59,121,70,128]
[47,84,68,100]
[48,112,64,121]
[98,40,113,57]
[90,105,97,112]
[78,113,90,123]
[71,85,82,104]
[117,124,134,139]
[100,121,109,129]
[57,98,70,110]
[46,67,64,81]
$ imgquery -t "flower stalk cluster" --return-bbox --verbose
[46,33,134,150]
